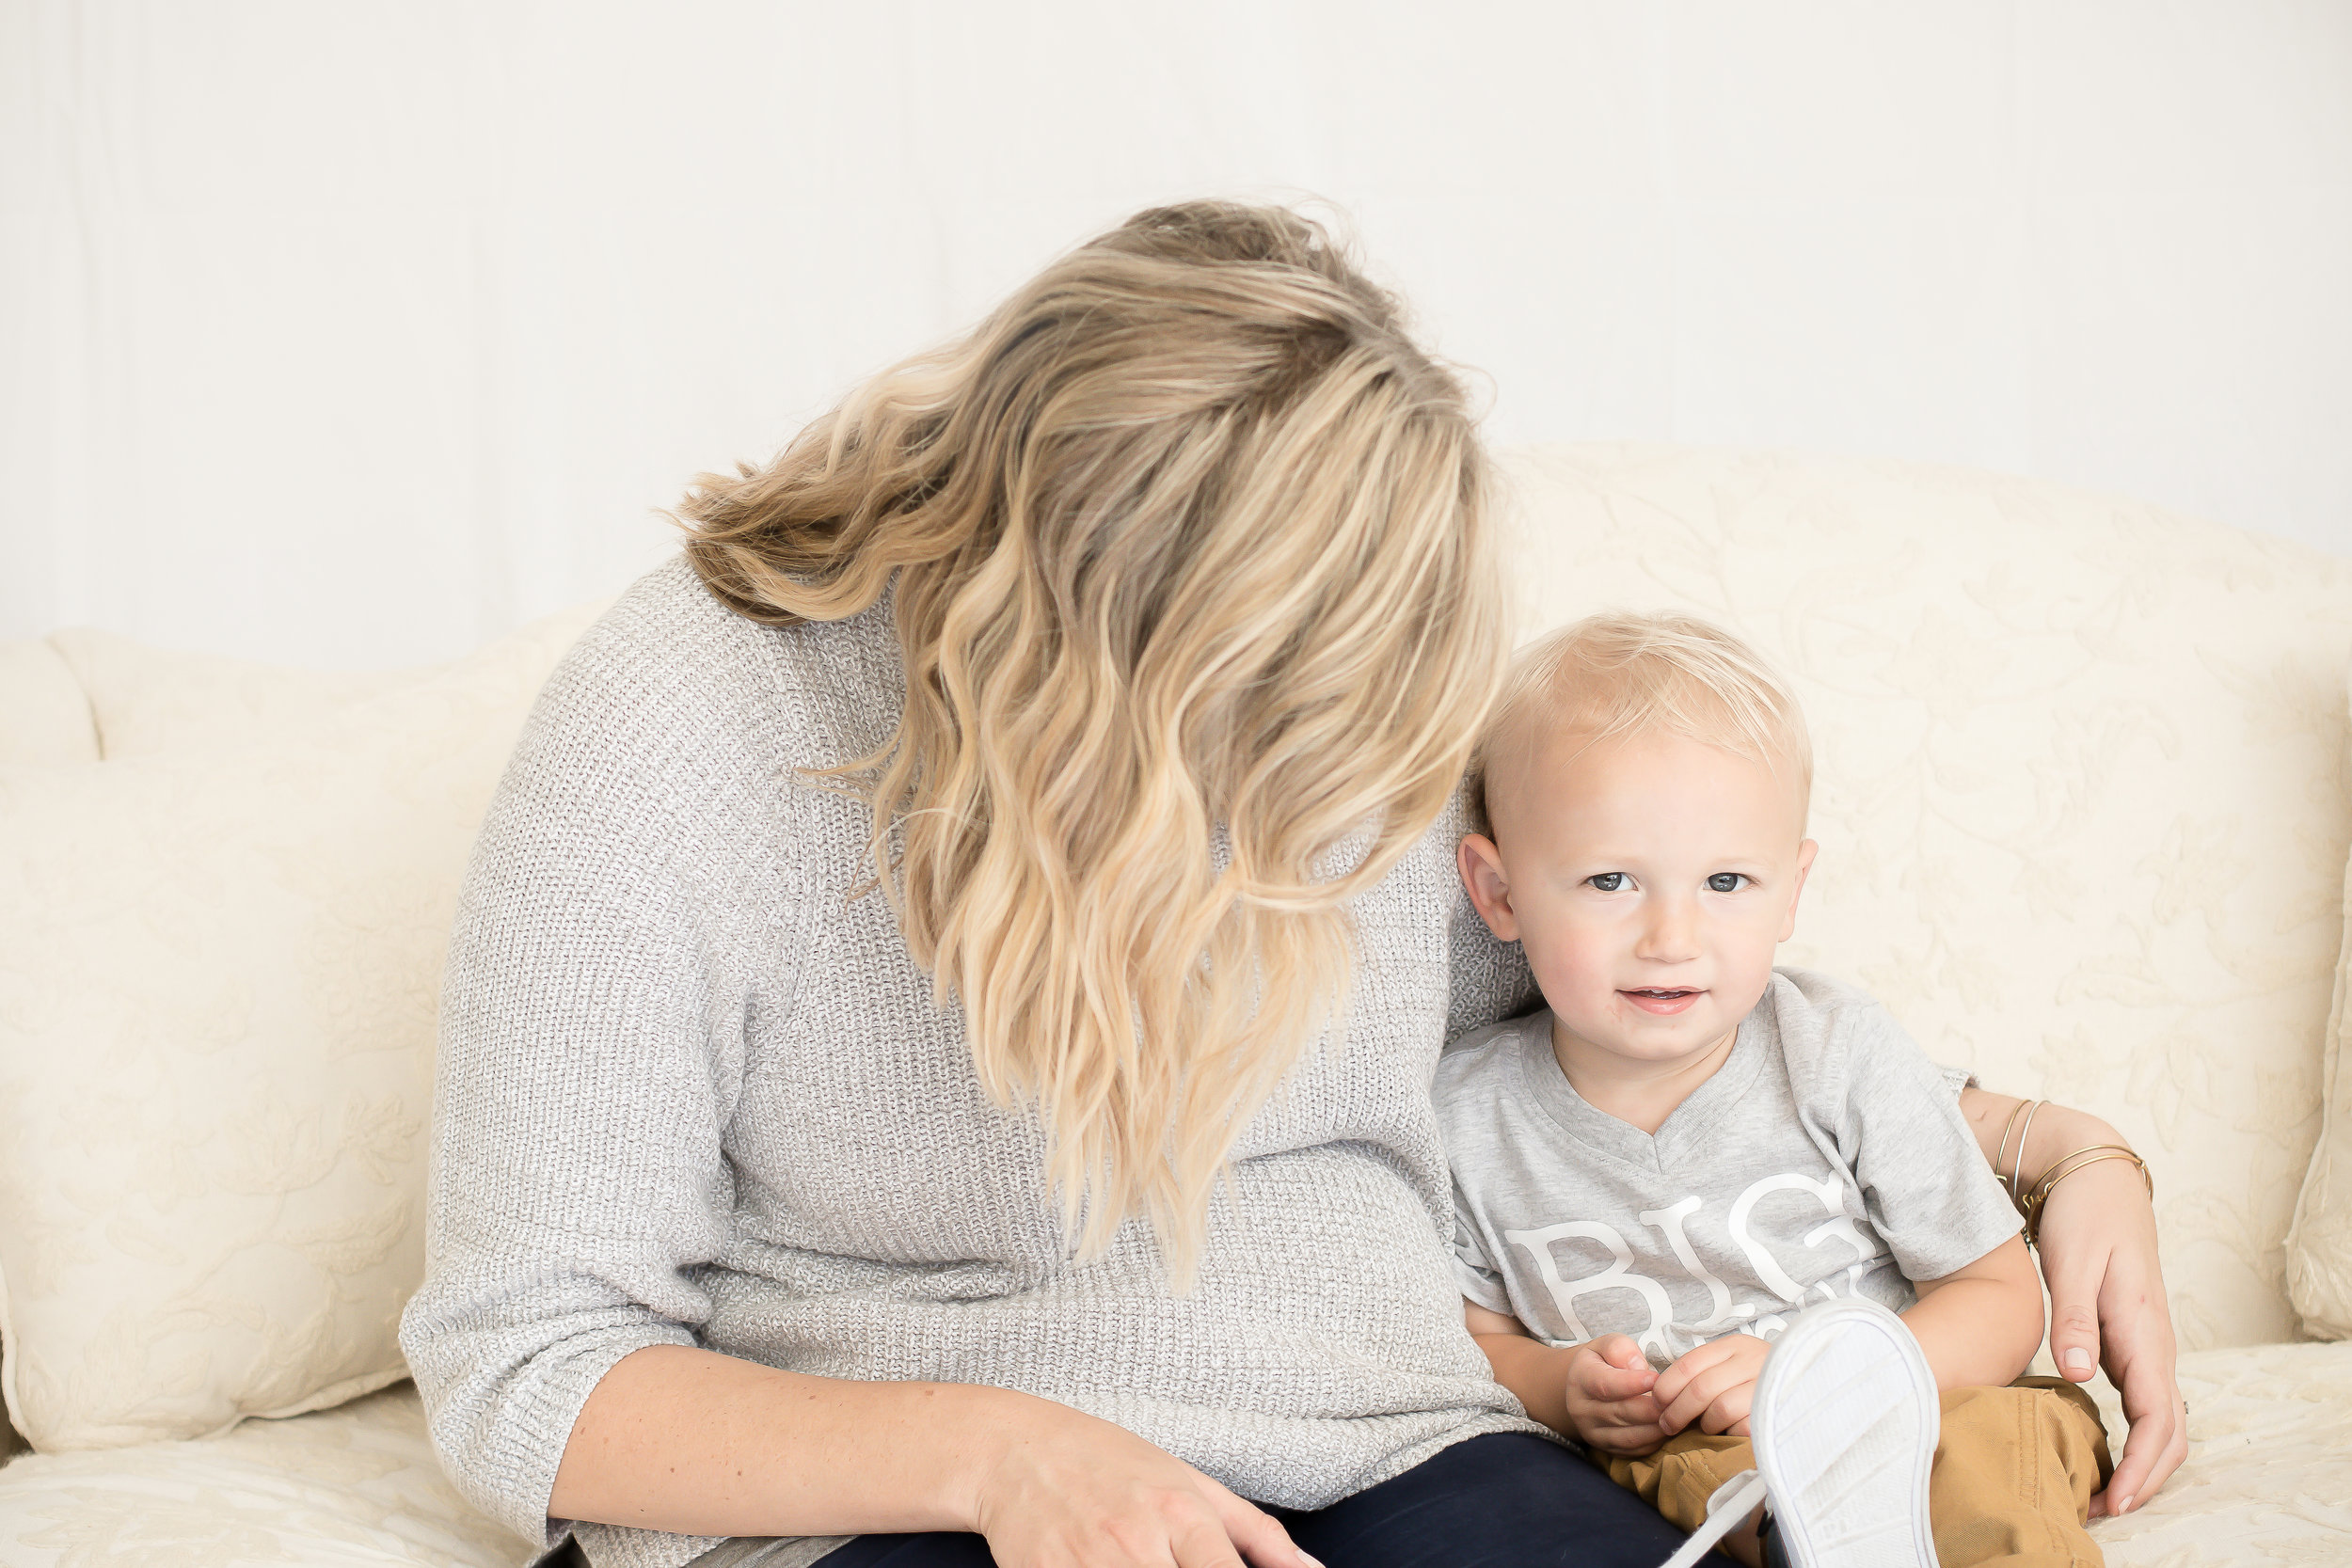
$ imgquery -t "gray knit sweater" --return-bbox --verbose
[399,560,1548,1568]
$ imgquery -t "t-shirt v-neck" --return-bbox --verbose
[1513,1006,1772,1172]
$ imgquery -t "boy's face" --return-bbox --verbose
[1459,727,1817,1073]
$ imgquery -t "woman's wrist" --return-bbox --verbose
[2010,1104,2125,1195]
[942,1383,1068,1532]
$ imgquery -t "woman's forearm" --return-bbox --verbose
[1958,1089,2123,1192]
[548,1343,1029,1538]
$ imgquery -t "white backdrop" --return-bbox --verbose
[5,1,2348,668]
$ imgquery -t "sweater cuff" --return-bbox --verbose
[493,1323,700,1548]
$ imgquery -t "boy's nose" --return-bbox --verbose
[1635,896,1703,962]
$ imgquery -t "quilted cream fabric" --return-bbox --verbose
[0,606,603,1453]
[0,1384,527,1567]
[2087,1341,2352,1564]
[1499,445,2352,1352]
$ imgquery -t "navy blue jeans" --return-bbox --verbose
[817,1432,1694,1568]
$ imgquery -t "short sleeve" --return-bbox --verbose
[1450,1177,1515,1314]
[1839,1008,2022,1282]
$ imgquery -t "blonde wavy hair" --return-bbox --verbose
[680,201,1504,1275]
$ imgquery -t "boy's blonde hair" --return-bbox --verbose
[1476,610,1812,826]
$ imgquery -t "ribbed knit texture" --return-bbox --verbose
[399,559,1548,1568]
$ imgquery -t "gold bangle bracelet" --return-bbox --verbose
[2009,1100,2045,1205]
[1994,1098,2039,1201]
[2021,1144,2153,1247]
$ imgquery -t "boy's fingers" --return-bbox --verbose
[1597,1334,1650,1370]
[1650,1344,1718,1408]
[1660,1365,1746,1434]
[1699,1384,1754,1435]
[1582,1361,1658,1401]
[1596,1393,1661,1427]
[1590,1419,1665,1454]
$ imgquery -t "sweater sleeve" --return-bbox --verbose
[397,612,789,1548]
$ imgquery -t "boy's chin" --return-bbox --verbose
[1563,1014,1735,1066]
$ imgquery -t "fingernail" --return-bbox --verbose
[2062,1347,2094,1372]
[2115,1495,2134,1514]
[1301,1556,1326,1568]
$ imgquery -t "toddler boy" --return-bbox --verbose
[1436,611,2111,1568]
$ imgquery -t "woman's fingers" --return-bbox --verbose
[2094,1346,2190,1517]
[2047,1298,2103,1382]
[974,1400,1311,1568]
[2036,1212,2111,1384]
[1207,1487,1314,1568]
[1167,1508,1254,1568]
[2031,1150,2184,1514]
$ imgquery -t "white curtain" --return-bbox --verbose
[6,0,2348,667]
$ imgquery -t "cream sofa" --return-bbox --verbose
[5,445,2351,1564]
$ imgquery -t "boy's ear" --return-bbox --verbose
[1779,838,1820,943]
[1457,832,1521,943]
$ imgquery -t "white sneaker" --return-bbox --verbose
[1653,1297,1941,1568]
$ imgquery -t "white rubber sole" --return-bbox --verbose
[1748,1298,1942,1568]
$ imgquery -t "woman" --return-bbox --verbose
[402,202,2185,1568]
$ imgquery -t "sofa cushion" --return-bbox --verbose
[50,601,608,758]
[2086,1340,2352,1562]
[0,603,606,1452]
[0,1349,2341,1567]
[1500,444,2352,1350]
[0,641,99,765]
[0,1383,526,1566]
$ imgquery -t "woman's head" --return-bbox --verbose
[681,200,1503,1274]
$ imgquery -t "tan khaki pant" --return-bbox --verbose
[1604,1379,2114,1568]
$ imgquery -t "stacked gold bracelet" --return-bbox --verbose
[2019,1144,2153,1247]
[1994,1097,2153,1246]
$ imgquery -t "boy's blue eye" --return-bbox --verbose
[1707,873,1747,893]
[1587,872,1628,892]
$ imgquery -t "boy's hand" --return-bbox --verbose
[1563,1335,1666,1454]
[1654,1332,1771,1438]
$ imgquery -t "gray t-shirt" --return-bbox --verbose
[1434,968,2020,1370]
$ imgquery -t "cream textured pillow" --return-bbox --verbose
[51,600,608,759]
[0,641,99,765]
[2285,663,2352,1341]
[1500,445,2352,1351]
[0,603,607,1451]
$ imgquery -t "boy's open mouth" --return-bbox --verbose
[1620,988,1703,1015]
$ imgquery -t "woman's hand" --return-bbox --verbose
[968,1398,1314,1568]
[2032,1142,2188,1517]
[1960,1092,2189,1516]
